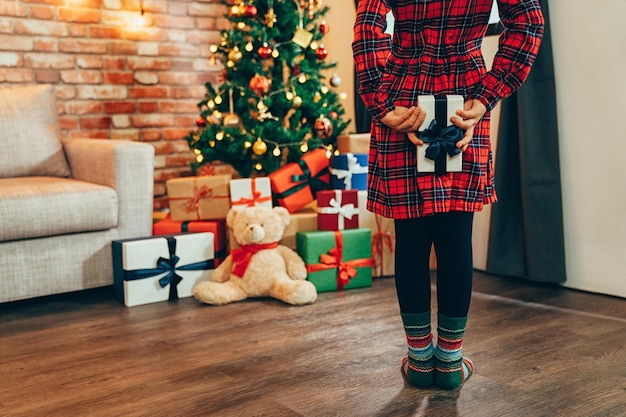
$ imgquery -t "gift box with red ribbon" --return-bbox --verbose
[268,147,330,213]
[316,189,359,231]
[112,233,216,307]
[416,95,464,174]
[296,228,373,292]
[152,214,227,266]
[166,174,231,221]
[229,177,273,210]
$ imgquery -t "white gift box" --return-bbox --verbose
[417,95,464,173]
[112,233,215,307]
[229,177,273,210]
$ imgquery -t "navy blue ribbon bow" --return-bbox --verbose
[420,119,463,162]
[123,237,215,301]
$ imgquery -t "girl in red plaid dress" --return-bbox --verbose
[353,0,544,389]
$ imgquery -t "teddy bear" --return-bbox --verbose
[193,206,318,306]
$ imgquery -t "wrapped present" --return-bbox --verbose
[268,147,330,213]
[229,177,273,210]
[112,233,216,307]
[152,214,227,265]
[167,174,231,221]
[337,133,370,154]
[279,205,318,249]
[317,189,359,231]
[228,205,318,250]
[296,228,373,292]
[329,153,368,190]
[417,95,464,174]
[196,162,238,178]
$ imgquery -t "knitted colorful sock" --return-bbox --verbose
[401,311,434,388]
[434,313,474,390]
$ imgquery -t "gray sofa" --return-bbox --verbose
[0,84,155,303]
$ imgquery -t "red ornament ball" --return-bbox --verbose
[258,43,273,59]
[196,115,207,127]
[314,115,333,139]
[243,4,257,18]
[315,45,328,60]
[329,111,338,119]
[320,20,330,35]
[249,73,272,96]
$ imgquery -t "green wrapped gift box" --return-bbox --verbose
[296,228,373,292]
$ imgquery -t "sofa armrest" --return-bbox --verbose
[62,138,155,238]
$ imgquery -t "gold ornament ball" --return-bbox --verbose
[228,48,243,63]
[223,112,241,127]
[252,139,268,155]
[292,96,303,108]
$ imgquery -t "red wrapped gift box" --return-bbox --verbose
[268,148,330,213]
[152,214,227,265]
[316,189,359,231]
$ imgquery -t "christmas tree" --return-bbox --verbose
[186,0,350,178]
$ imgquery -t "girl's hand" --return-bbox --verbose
[452,99,487,151]
[381,105,427,145]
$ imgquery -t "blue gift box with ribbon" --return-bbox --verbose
[112,233,216,307]
[329,153,368,190]
[416,95,464,174]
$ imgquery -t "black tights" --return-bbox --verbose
[394,211,474,318]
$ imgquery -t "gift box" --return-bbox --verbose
[228,204,318,250]
[167,174,231,221]
[112,233,216,307]
[317,189,359,231]
[417,95,464,174]
[268,147,330,213]
[229,177,273,210]
[280,205,318,249]
[196,162,239,178]
[337,133,371,154]
[329,153,368,190]
[296,228,373,292]
[152,214,227,265]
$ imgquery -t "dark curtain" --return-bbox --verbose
[353,0,373,133]
[485,0,566,283]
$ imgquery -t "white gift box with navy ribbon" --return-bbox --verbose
[329,153,368,190]
[112,233,215,307]
[417,95,464,174]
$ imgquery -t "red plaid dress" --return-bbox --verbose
[353,0,544,219]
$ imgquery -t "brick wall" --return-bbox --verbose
[0,0,227,210]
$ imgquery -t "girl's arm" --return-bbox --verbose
[352,0,394,120]
[471,0,545,111]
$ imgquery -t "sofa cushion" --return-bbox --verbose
[0,84,71,178]
[0,177,118,242]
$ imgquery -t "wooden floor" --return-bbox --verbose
[1,272,625,417]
